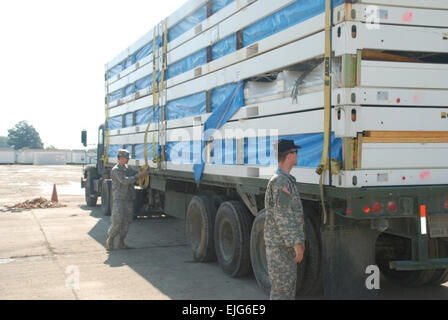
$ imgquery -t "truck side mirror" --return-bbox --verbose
[81,130,87,147]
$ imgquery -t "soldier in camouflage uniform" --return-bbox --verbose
[106,149,148,250]
[264,139,306,300]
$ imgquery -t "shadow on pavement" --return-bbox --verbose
[79,204,265,300]
[77,205,448,300]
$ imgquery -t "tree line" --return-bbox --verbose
[0,121,44,150]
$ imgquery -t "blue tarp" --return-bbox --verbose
[212,34,237,61]
[166,49,207,80]
[135,143,149,160]
[107,64,123,80]
[124,84,135,97]
[166,92,207,121]
[108,145,121,159]
[165,132,342,167]
[108,89,122,103]
[193,82,244,182]
[135,75,150,91]
[167,141,193,164]
[107,39,158,80]
[243,0,344,47]
[124,113,133,128]
[135,142,161,161]
[108,73,159,104]
[108,115,122,130]
[135,106,160,126]
[244,133,342,167]
[210,139,237,165]
[133,41,153,63]
[244,136,275,166]
[166,0,234,43]
[212,0,235,14]
[168,5,208,42]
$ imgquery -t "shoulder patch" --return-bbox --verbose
[278,186,291,207]
[281,186,291,195]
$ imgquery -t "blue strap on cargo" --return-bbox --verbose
[193,81,244,183]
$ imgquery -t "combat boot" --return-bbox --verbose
[118,237,131,249]
[106,236,114,250]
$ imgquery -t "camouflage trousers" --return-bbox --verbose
[266,245,297,300]
[107,199,134,239]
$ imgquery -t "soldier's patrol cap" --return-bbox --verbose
[117,149,130,159]
[276,139,301,154]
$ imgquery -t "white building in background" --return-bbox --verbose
[13,149,97,165]
[33,152,67,165]
[0,148,15,164]
[16,149,35,164]
[70,150,87,164]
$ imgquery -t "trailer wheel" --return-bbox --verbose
[296,212,323,296]
[101,179,113,216]
[186,195,217,263]
[84,169,98,207]
[250,209,270,293]
[376,233,435,287]
[428,239,448,286]
[215,201,254,277]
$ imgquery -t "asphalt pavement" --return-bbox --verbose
[0,165,447,300]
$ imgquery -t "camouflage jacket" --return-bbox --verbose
[264,168,305,248]
[111,164,138,201]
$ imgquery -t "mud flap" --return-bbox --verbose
[322,225,380,299]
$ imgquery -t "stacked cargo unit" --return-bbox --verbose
[106,0,448,188]
[96,0,448,297]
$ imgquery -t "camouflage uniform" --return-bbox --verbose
[107,154,138,249]
[264,167,305,300]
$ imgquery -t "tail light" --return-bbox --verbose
[363,205,371,213]
[372,202,383,213]
[387,201,397,213]
[444,201,448,210]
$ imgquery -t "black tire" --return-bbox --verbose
[101,179,113,216]
[428,239,448,286]
[376,233,434,287]
[250,204,323,296]
[186,195,218,263]
[214,201,254,277]
[250,209,270,293]
[84,168,98,207]
[296,212,323,296]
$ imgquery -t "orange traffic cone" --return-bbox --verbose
[51,184,59,203]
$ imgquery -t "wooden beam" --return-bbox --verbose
[363,131,448,143]
[361,50,421,63]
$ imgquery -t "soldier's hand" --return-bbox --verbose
[293,243,305,264]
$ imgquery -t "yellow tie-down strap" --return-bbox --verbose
[316,0,332,225]
[138,19,168,189]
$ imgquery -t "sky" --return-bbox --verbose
[0,0,186,150]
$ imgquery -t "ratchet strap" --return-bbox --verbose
[316,0,332,224]
[138,19,168,188]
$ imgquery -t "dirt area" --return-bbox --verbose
[0,165,83,207]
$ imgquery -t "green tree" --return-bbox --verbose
[7,121,44,150]
[0,136,7,148]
